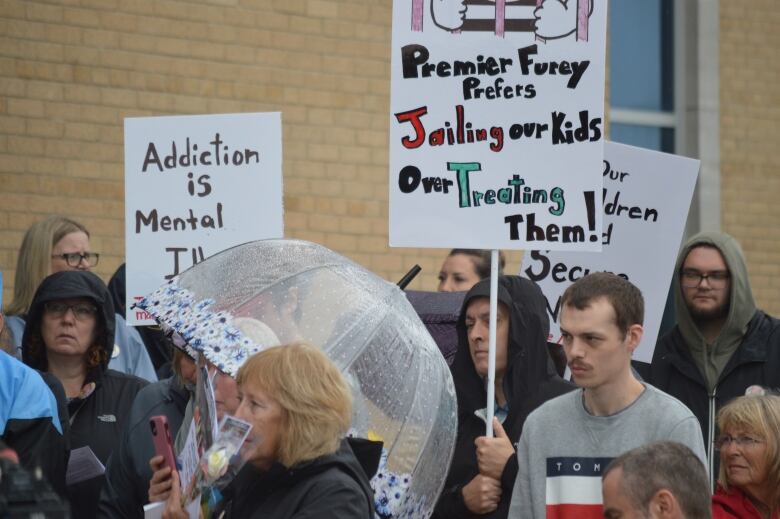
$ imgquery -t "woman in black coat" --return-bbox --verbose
[163,342,375,519]
[22,270,148,518]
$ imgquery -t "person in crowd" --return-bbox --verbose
[144,317,279,504]
[22,270,148,518]
[161,342,375,519]
[508,273,707,519]
[602,441,711,519]
[6,215,157,381]
[0,343,68,498]
[434,276,572,519]
[712,394,780,519]
[108,264,173,378]
[437,249,506,292]
[648,232,780,483]
[97,348,195,518]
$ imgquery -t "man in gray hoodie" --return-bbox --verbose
[648,231,780,485]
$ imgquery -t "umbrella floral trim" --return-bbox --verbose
[135,279,270,376]
[365,447,426,519]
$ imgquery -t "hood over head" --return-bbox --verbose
[452,275,557,420]
[673,231,756,390]
[22,270,115,373]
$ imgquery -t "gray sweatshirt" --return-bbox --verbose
[508,385,706,519]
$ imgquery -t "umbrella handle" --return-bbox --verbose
[397,265,422,290]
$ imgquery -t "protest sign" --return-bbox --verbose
[125,112,283,325]
[521,141,700,362]
[389,0,608,250]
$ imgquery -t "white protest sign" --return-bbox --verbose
[521,141,700,362]
[125,112,283,325]
[389,0,608,250]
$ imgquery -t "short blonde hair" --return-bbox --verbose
[236,342,352,467]
[717,395,780,512]
[7,216,89,316]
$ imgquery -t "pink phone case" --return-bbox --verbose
[150,415,177,471]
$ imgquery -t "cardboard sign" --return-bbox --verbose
[124,112,283,325]
[521,141,700,362]
[389,0,608,250]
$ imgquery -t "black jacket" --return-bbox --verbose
[216,440,375,519]
[97,376,190,519]
[22,270,148,519]
[650,309,780,448]
[434,276,573,519]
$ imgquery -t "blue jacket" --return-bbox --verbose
[0,350,68,495]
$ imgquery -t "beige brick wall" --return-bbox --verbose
[0,0,528,308]
[720,2,780,315]
[6,1,777,314]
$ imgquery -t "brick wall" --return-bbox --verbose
[0,0,530,309]
[6,1,775,313]
[720,2,780,315]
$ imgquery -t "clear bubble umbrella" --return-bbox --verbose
[136,239,457,519]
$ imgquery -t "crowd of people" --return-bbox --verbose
[2,214,780,519]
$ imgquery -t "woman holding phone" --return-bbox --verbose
[162,343,375,519]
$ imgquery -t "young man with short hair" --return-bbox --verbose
[507,273,706,519]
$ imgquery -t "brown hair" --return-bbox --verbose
[448,249,506,279]
[560,272,644,337]
[0,314,13,355]
[717,395,780,513]
[236,342,352,467]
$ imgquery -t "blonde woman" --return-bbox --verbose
[163,343,374,519]
[713,394,780,519]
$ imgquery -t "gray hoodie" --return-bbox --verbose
[673,231,756,392]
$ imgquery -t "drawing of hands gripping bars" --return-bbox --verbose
[412,0,593,40]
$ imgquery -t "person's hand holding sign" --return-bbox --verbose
[475,417,515,480]
[462,474,502,514]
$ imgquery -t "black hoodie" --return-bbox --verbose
[434,276,573,519]
[215,439,376,519]
[22,270,148,519]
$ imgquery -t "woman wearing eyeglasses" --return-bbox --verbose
[712,395,780,519]
[22,270,148,519]
[5,215,156,381]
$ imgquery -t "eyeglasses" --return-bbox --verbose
[680,269,730,289]
[714,435,765,450]
[51,252,100,268]
[44,301,98,321]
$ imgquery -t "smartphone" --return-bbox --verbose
[149,415,177,471]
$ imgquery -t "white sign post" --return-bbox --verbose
[390,0,608,250]
[521,141,700,362]
[125,112,283,326]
